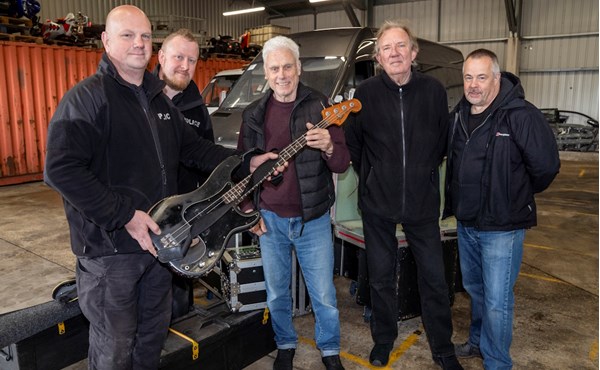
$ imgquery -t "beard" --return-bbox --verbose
[162,72,190,92]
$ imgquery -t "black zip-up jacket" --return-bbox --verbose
[345,70,449,224]
[152,65,215,193]
[44,53,235,257]
[238,83,350,222]
[443,72,560,231]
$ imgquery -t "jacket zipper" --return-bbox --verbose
[456,111,492,221]
[141,103,167,198]
[399,87,406,215]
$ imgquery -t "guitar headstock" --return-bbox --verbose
[321,98,362,127]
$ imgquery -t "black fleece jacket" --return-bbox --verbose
[444,72,560,231]
[345,70,449,224]
[44,54,235,257]
[152,65,215,193]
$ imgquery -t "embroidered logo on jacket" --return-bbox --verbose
[157,113,171,121]
[185,117,202,128]
[496,132,510,137]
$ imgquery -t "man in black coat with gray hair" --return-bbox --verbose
[445,48,559,370]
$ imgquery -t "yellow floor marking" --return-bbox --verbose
[519,272,567,284]
[524,242,596,257]
[589,339,598,363]
[386,331,421,368]
[299,329,422,369]
[524,243,556,250]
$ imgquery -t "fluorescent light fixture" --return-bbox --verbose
[223,6,265,16]
[309,0,331,3]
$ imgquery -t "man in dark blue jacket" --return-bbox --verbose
[44,5,278,369]
[445,49,560,370]
[345,20,462,369]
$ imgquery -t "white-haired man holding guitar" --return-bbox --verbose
[237,35,350,370]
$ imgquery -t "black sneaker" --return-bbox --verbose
[369,343,393,367]
[433,354,464,370]
[454,342,482,359]
[273,348,295,370]
[322,355,345,370]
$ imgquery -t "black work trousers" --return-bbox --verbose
[77,253,172,370]
[362,212,454,357]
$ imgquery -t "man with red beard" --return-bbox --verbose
[154,29,216,320]
[155,29,214,193]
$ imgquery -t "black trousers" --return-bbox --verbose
[77,253,172,370]
[362,212,454,357]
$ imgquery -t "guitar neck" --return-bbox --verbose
[221,98,360,206]
[224,118,332,205]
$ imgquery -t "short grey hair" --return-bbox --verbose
[262,36,300,64]
[464,48,501,75]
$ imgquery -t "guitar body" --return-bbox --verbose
[148,99,361,278]
[148,156,260,277]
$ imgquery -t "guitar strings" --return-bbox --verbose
[164,103,354,246]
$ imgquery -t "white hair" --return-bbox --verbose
[262,36,300,64]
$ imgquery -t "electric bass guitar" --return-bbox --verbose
[148,98,361,278]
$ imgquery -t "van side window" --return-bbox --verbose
[343,60,375,100]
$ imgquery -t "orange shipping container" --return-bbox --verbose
[0,41,246,186]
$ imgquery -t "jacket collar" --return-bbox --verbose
[98,53,165,100]
[380,68,420,91]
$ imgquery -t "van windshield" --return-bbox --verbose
[220,56,344,109]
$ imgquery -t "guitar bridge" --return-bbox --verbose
[160,233,178,249]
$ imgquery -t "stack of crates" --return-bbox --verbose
[247,24,290,46]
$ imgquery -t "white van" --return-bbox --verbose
[201,68,244,114]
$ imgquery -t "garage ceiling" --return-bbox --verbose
[229,0,427,19]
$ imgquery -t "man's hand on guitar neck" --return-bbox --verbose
[250,152,288,180]
[306,122,334,157]
[125,210,161,257]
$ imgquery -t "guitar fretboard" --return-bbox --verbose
[221,101,356,205]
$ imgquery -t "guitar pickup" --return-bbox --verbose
[156,234,186,263]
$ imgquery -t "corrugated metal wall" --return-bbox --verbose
[271,10,366,32]
[0,41,246,185]
[272,0,598,120]
[0,42,101,185]
[518,0,599,116]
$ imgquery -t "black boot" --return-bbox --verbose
[369,343,393,367]
[433,354,464,370]
[322,354,345,370]
[273,348,295,370]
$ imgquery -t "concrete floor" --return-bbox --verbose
[0,153,597,370]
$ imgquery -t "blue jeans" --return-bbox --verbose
[259,210,341,357]
[457,222,525,370]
